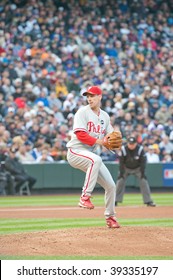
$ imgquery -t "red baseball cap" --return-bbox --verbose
[83,86,102,96]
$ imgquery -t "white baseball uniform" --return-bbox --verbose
[67,104,116,218]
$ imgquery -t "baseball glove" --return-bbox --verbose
[103,131,122,150]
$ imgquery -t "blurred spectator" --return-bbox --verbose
[50,139,67,162]
[4,147,36,194]
[62,93,76,111]
[0,0,172,163]
[145,145,160,163]
[159,136,173,155]
[154,104,171,124]
[30,142,43,160]
[100,146,117,162]
[55,79,68,98]
[16,144,35,163]
[36,149,54,163]
[0,161,15,195]
[34,90,50,107]
[162,152,172,163]
[48,91,62,110]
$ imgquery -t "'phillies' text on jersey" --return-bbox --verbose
[87,121,106,134]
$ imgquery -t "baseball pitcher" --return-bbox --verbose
[66,86,122,228]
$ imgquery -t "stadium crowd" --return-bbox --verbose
[0,0,173,166]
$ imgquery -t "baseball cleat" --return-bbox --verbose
[78,195,94,209]
[146,202,156,207]
[106,217,120,228]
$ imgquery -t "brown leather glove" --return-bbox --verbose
[103,131,122,150]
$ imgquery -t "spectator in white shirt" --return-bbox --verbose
[36,149,54,163]
[16,144,35,163]
[159,136,173,154]
[146,145,160,163]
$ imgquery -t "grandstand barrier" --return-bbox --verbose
[23,162,173,191]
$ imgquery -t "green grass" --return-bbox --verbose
[0,217,173,235]
[0,192,173,207]
[0,193,173,235]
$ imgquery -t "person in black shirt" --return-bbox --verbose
[0,151,15,195]
[0,162,16,195]
[115,136,156,207]
[4,147,36,194]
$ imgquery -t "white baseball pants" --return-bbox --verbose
[67,148,116,218]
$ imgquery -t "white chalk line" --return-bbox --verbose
[0,205,146,212]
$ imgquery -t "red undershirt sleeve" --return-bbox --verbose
[75,131,97,146]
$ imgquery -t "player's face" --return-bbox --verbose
[127,143,137,150]
[86,94,102,110]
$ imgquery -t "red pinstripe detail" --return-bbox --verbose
[69,148,94,194]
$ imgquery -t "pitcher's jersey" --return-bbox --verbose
[66,105,113,152]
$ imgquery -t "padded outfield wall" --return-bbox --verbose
[23,162,173,191]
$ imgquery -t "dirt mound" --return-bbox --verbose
[0,226,172,257]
